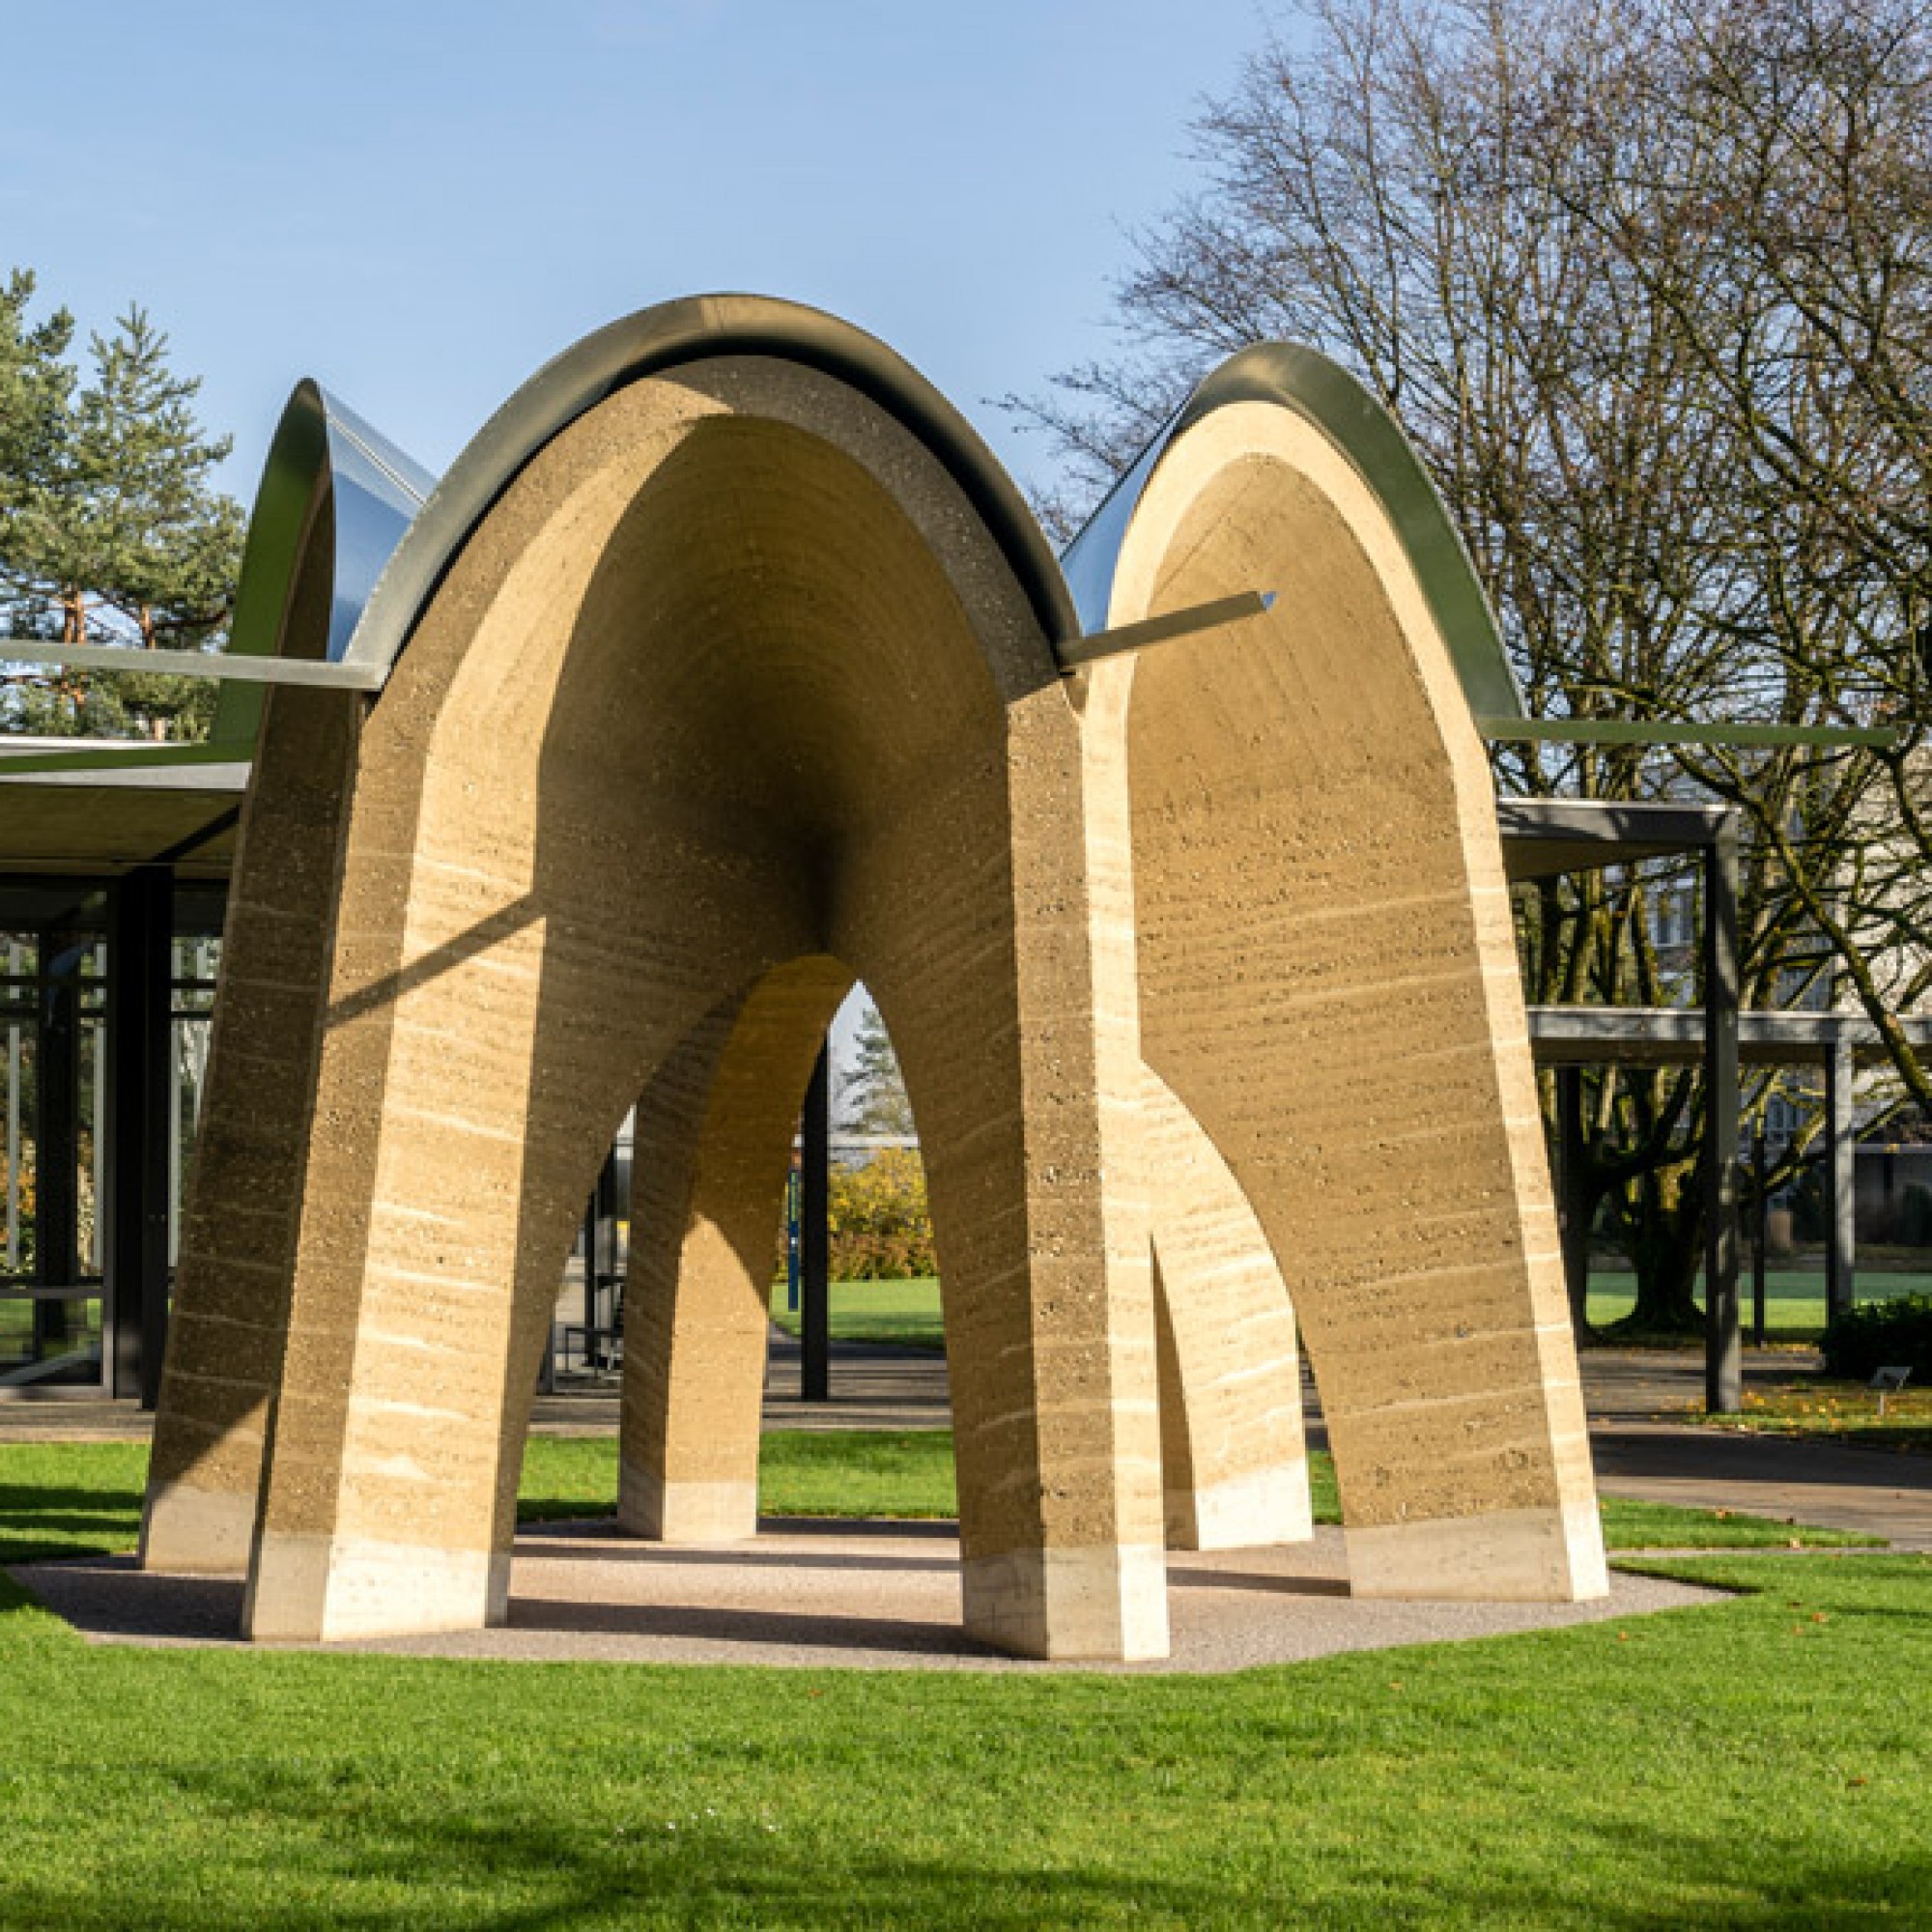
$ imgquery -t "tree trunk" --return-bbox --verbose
[1615,1166,1706,1333]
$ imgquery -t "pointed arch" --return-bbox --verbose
[1094,392,1605,1602]
[151,307,1159,1657]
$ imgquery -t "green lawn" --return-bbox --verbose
[768,1275,945,1350]
[766,1269,1932,1354]
[520,1433,968,1523]
[574,1435,1877,1548]
[0,1293,101,1377]
[1686,1381,1932,1456]
[0,1435,1876,1580]
[0,1438,1924,1923]
[1587,1266,1932,1343]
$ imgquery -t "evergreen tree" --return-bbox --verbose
[0,271,74,608]
[838,1002,916,1138]
[0,278,242,740]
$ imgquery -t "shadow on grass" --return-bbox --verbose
[0,1768,1921,1931]
[0,1480,144,1520]
[8,1556,243,1640]
[0,1805,1236,1932]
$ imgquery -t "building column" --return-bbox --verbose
[33,923,79,1367]
[106,866,174,1406]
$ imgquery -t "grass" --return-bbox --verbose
[520,1433,966,1523]
[768,1275,944,1350]
[765,1269,1932,1354]
[0,1440,1927,1922]
[1586,1265,1932,1345]
[524,1437,1884,1551]
[1684,1380,1932,1456]
[0,1435,1876,1581]
[0,1294,102,1377]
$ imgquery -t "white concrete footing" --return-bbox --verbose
[243,1533,513,1642]
[960,1542,1171,1660]
[616,1462,758,1544]
[1347,1502,1609,1604]
[138,1480,260,1577]
[1166,1461,1314,1552]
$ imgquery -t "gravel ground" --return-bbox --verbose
[12,1520,1721,1675]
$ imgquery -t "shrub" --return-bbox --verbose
[1820,1293,1932,1381]
[828,1149,935,1281]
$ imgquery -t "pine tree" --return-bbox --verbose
[838,1002,916,1139]
[0,280,242,740]
[0,271,75,609]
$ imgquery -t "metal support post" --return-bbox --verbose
[1751,1126,1769,1350]
[1554,1065,1591,1333]
[582,1196,599,1338]
[106,867,174,1405]
[800,1046,830,1404]
[1703,823,1742,1412]
[784,1157,801,1313]
[35,926,79,1362]
[1825,1034,1857,1321]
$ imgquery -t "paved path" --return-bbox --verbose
[1588,1424,1932,1550]
[6,1336,1929,1548]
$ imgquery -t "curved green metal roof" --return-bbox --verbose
[343,294,1078,681]
[1059,340,1527,721]
[0,312,1888,753]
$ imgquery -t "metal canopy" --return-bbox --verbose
[0,320,1898,765]
[1529,1006,1932,1068]
[0,774,242,877]
[1499,792,1745,1411]
[1496,796,1733,880]
[1057,340,1527,718]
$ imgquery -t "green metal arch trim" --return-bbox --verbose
[1060,341,1526,721]
[343,294,1080,683]
[214,378,436,733]
[207,380,330,746]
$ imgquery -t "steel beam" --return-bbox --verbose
[1056,591,1273,672]
[0,639,384,690]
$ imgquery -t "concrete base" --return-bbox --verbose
[1166,1461,1314,1552]
[244,1533,513,1642]
[1347,1503,1609,1604]
[138,1479,259,1577]
[616,1462,758,1544]
[960,1542,1171,1661]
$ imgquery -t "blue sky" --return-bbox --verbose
[3,0,1285,504]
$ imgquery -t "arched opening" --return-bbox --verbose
[221,353,1160,1655]
[777,987,942,1363]
[1104,400,1605,1603]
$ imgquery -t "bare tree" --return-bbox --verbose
[1012,0,1932,1329]
[1538,0,1932,1103]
